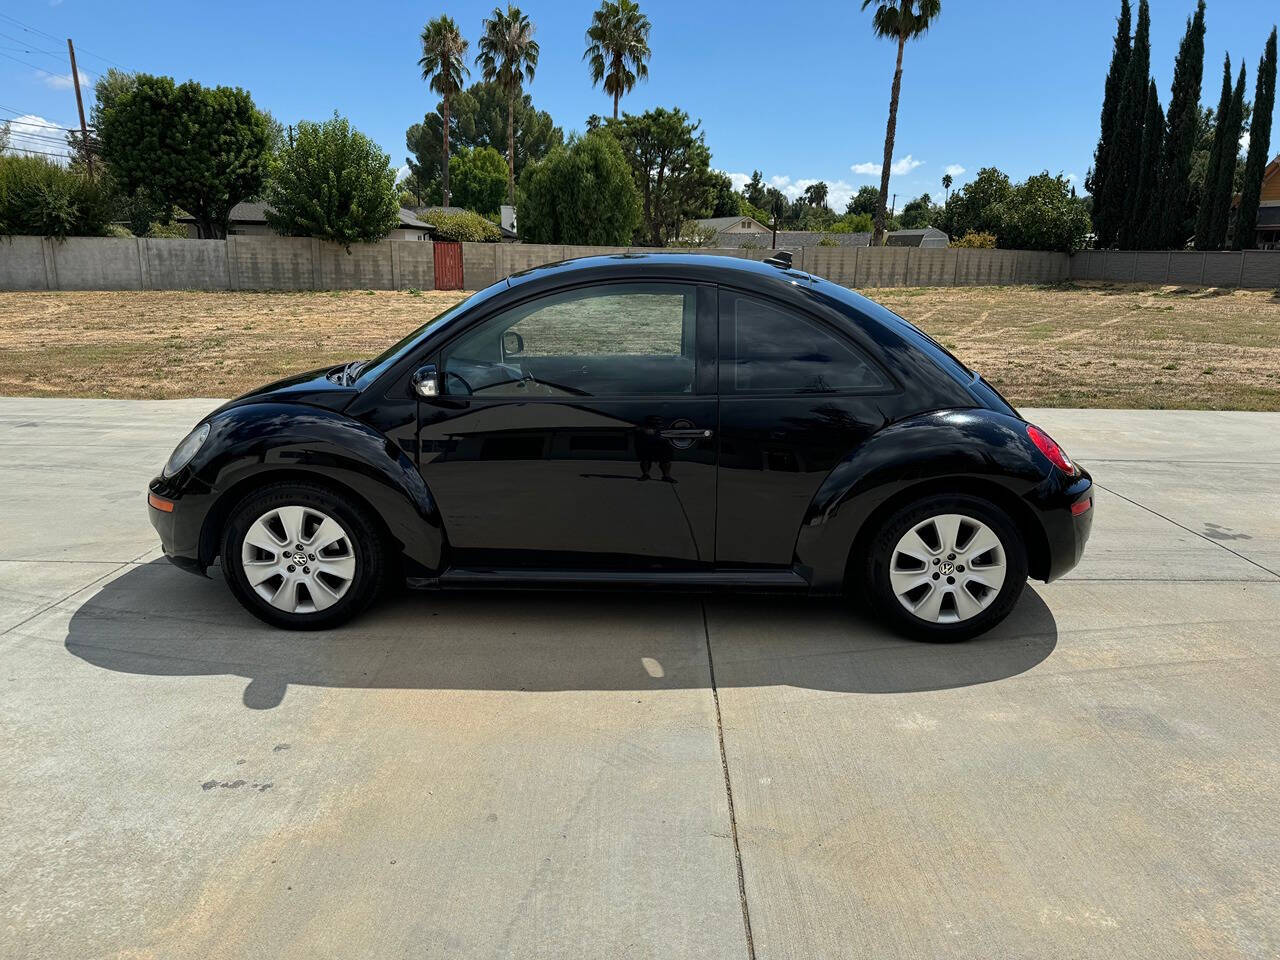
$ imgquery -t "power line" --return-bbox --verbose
[0,106,83,129]
[0,11,128,70]
[5,147,70,159]
[0,49,90,82]
[0,29,67,63]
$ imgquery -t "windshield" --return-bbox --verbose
[352,286,501,391]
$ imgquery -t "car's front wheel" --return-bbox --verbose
[865,494,1028,642]
[221,482,386,630]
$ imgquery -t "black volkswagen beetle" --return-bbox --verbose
[148,253,1092,640]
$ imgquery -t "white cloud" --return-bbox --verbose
[395,164,411,184]
[42,69,91,91]
[3,114,73,159]
[1240,131,1250,155]
[943,164,966,178]
[850,154,924,178]
[1066,172,1080,184]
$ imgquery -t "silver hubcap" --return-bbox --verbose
[240,505,356,614]
[890,513,1007,624]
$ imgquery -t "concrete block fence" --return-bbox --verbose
[3,234,1278,292]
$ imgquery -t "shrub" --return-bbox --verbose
[105,224,134,238]
[952,231,997,248]
[518,131,640,244]
[146,220,190,238]
[818,233,840,247]
[265,113,399,249]
[0,155,111,238]
[428,209,502,242]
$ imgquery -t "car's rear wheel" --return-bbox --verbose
[865,494,1028,642]
[221,482,386,630]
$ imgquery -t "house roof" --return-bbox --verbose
[694,215,769,232]
[178,202,433,233]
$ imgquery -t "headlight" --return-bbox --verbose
[163,423,210,478]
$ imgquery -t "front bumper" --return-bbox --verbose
[1038,469,1094,582]
[147,476,211,577]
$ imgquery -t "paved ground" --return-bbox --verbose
[2,399,1277,960]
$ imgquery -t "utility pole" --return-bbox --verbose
[67,38,93,179]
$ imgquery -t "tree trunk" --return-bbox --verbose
[507,95,516,207]
[613,88,620,120]
[442,95,452,208]
[873,35,907,246]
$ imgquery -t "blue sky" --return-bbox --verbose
[2,1,1278,210]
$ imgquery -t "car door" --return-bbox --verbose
[715,287,895,569]
[417,281,718,570]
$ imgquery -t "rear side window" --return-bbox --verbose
[719,292,888,395]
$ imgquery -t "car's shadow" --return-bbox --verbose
[64,560,1058,709]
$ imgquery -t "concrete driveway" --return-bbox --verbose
[1,399,1277,960]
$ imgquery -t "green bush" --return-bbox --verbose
[952,231,997,248]
[146,220,190,238]
[0,155,111,238]
[518,131,640,245]
[105,224,134,238]
[428,209,502,242]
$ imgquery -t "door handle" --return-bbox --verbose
[659,428,713,440]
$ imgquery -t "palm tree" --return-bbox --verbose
[584,0,652,120]
[419,15,470,207]
[941,172,953,204]
[804,181,829,209]
[861,0,942,245]
[477,5,540,207]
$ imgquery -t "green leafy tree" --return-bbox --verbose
[97,74,270,238]
[264,113,399,249]
[846,184,882,216]
[861,0,942,245]
[448,144,509,216]
[476,4,540,207]
[1122,80,1163,249]
[607,107,716,246]
[1156,0,1206,249]
[992,172,1091,252]
[0,154,111,237]
[742,170,769,209]
[829,212,875,233]
[405,81,561,202]
[1195,57,1246,249]
[899,192,938,229]
[708,172,742,217]
[518,130,640,244]
[584,0,652,119]
[945,166,1012,238]
[1235,27,1277,250]
[951,231,996,248]
[0,121,9,154]
[418,15,470,207]
[1087,0,1132,246]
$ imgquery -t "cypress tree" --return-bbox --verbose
[1234,28,1277,250]
[1101,0,1150,249]
[1207,63,1247,248]
[1157,0,1207,249]
[1088,0,1133,247]
[1195,57,1235,249]
[1130,81,1165,248]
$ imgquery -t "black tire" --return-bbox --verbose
[864,494,1028,643]
[221,481,387,630]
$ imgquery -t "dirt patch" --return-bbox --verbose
[1,282,1278,408]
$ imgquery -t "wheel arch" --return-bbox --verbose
[842,476,1052,588]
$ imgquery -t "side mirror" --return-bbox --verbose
[502,330,525,356]
[411,363,438,399]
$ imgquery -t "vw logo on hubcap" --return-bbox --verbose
[938,560,955,575]
[292,552,308,566]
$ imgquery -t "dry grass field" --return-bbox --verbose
[1,282,1278,408]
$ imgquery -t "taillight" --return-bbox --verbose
[1026,424,1074,474]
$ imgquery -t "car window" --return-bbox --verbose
[442,283,698,398]
[721,293,888,395]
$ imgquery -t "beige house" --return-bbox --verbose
[1253,156,1280,249]
[181,202,434,240]
[693,215,771,237]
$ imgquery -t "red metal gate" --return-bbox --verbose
[433,241,463,290]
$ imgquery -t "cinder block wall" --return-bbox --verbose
[4,235,1276,292]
